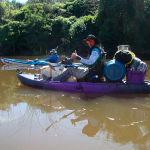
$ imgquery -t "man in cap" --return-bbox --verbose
[44,49,59,63]
[52,34,106,82]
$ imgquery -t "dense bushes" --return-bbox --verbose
[0,0,150,59]
[97,0,150,57]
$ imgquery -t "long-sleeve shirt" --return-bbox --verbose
[44,54,59,63]
[76,48,101,68]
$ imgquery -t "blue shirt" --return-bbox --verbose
[44,54,59,63]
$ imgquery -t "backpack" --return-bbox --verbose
[61,57,73,64]
[114,50,135,66]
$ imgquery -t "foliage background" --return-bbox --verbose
[0,0,150,59]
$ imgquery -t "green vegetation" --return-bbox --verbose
[0,0,150,59]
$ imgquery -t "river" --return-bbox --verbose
[0,56,150,150]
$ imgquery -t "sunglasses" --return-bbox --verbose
[86,39,94,44]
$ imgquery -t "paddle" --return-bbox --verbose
[46,62,83,71]
[45,110,76,132]
[33,43,64,65]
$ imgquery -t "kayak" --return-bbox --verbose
[17,72,150,94]
[0,57,83,67]
[0,57,49,65]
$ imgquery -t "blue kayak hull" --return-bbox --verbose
[0,57,48,65]
[0,57,82,66]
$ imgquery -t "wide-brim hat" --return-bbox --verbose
[82,122,100,137]
[50,49,57,54]
[83,34,100,46]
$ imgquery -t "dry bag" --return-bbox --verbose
[114,50,135,66]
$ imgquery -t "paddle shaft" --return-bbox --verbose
[46,62,83,71]
[41,43,64,60]
[45,110,76,131]
[33,43,64,65]
[41,52,50,60]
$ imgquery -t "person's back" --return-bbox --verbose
[55,56,59,63]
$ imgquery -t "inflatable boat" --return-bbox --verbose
[16,71,150,94]
[16,59,149,94]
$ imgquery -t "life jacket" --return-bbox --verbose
[86,44,107,81]
[61,57,73,64]
[114,50,135,67]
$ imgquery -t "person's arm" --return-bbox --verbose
[44,55,57,62]
[76,48,101,67]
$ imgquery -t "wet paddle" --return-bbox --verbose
[45,110,76,132]
[33,43,64,65]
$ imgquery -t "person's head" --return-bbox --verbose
[50,49,57,55]
[84,34,100,48]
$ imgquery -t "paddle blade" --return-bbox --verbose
[34,58,39,62]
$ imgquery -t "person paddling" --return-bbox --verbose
[46,34,106,82]
[44,49,59,63]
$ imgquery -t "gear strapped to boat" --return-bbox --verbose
[114,50,135,66]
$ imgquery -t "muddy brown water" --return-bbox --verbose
[0,56,150,150]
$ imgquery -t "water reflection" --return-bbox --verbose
[1,64,42,71]
[1,81,150,149]
[16,87,150,138]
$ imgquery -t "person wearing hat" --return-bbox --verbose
[51,34,106,82]
[71,117,100,137]
[71,34,105,81]
[44,49,59,63]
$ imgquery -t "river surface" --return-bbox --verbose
[0,56,150,150]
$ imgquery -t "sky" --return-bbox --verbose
[9,0,28,4]
[17,0,28,3]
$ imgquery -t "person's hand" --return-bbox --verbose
[71,50,78,58]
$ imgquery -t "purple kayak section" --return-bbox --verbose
[17,73,150,94]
